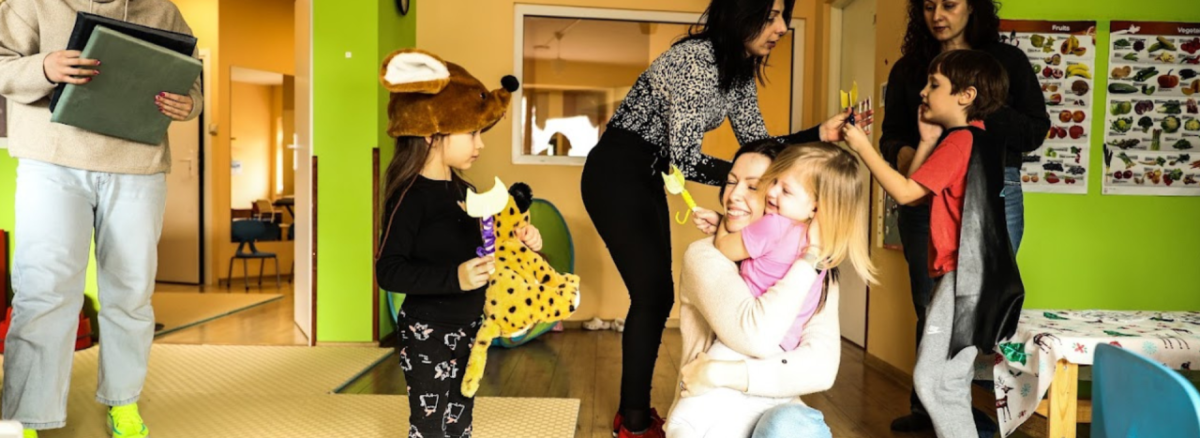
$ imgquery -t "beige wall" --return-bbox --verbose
[230,82,275,209]
[417,0,817,321]
[864,0,919,373]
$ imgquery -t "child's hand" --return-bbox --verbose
[692,207,720,235]
[840,123,871,153]
[457,256,494,291]
[517,225,543,252]
[918,107,944,145]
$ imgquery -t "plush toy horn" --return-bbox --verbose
[465,177,509,219]
[380,49,451,94]
[466,177,510,261]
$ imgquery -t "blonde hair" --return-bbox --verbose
[760,142,877,291]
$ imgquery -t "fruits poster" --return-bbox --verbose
[999,20,1096,194]
[1103,21,1200,196]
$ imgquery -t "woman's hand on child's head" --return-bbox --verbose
[917,107,944,145]
[692,207,720,235]
[457,256,495,291]
[517,225,543,252]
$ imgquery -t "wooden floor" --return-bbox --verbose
[153,281,308,346]
[153,282,1056,438]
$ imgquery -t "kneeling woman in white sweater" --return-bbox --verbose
[667,141,873,438]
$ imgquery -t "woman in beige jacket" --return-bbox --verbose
[667,142,840,438]
[0,1,201,437]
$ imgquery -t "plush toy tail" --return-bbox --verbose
[461,320,501,398]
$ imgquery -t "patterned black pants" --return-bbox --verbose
[398,311,480,438]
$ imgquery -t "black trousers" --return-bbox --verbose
[398,311,479,438]
[580,129,675,417]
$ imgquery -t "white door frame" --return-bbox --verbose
[826,0,873,348]
[789,18,807,133]
[293,0,315,346]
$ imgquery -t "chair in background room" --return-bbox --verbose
[227,220,281,292]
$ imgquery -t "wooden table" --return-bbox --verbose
[990,310,1200,437]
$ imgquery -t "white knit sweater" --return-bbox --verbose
[0,0,203,174]
[670,238,841,417]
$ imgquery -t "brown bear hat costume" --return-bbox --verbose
[380,48,520,137]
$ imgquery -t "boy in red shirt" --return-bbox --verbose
[844,49,1023,438]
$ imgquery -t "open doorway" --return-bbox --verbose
[225,66,296,288]
[828,0,876,348]
[149,0,309,346]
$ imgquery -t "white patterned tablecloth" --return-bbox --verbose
[987,309,1200,436]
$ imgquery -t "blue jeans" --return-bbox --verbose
[3,159,166,430]
[750,404,831,438]
[1000,167,1024,254]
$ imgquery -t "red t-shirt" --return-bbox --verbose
[911,127,975,278]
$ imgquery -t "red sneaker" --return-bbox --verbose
[614,409,665,438]
[612,412,623,437]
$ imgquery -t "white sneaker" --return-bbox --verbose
[583,317,611,331]
[612,319,626,333]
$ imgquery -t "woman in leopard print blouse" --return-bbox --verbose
[580,0,863,436]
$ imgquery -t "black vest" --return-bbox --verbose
[948,125,1026,356]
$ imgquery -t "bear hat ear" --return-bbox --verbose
[380,49,451,94]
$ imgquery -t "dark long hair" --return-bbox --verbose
[901,0,1001,69]
[678,0,794,93]
[718,139,786,201]
[380,135,474,225]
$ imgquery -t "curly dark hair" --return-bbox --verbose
[901,0,1001,67]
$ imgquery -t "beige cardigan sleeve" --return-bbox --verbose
[743,286,841,397]
[0,1,57,104]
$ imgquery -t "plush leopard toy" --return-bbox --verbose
[461,180,581,397]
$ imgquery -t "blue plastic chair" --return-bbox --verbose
[384,198,575,346]
[1092,343,1200,438]
[227,220,280,292]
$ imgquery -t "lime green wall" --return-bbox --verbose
[1,153,16,271]
[312,0,413,342]
[1002,0,1200,310]
[375,0,417,339]
[1,154,15,238]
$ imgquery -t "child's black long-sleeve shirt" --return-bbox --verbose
[376,175,485,325]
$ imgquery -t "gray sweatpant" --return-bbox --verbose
[913,272,979,438]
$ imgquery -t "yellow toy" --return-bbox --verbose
[662,164,698,224]
[840,81,873,135]
[461,177,581,397]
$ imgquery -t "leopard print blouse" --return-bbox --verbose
[608,38,774,186]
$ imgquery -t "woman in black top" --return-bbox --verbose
[580,0,859,436]
[879,0,1049,435]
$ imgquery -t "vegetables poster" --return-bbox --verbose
[1000,20,1096,194]
[1104,21,1200,196]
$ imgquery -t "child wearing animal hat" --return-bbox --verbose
[375,48,533,438]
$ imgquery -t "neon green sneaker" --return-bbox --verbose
[107,403,149,438]
[23,430,38,438]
